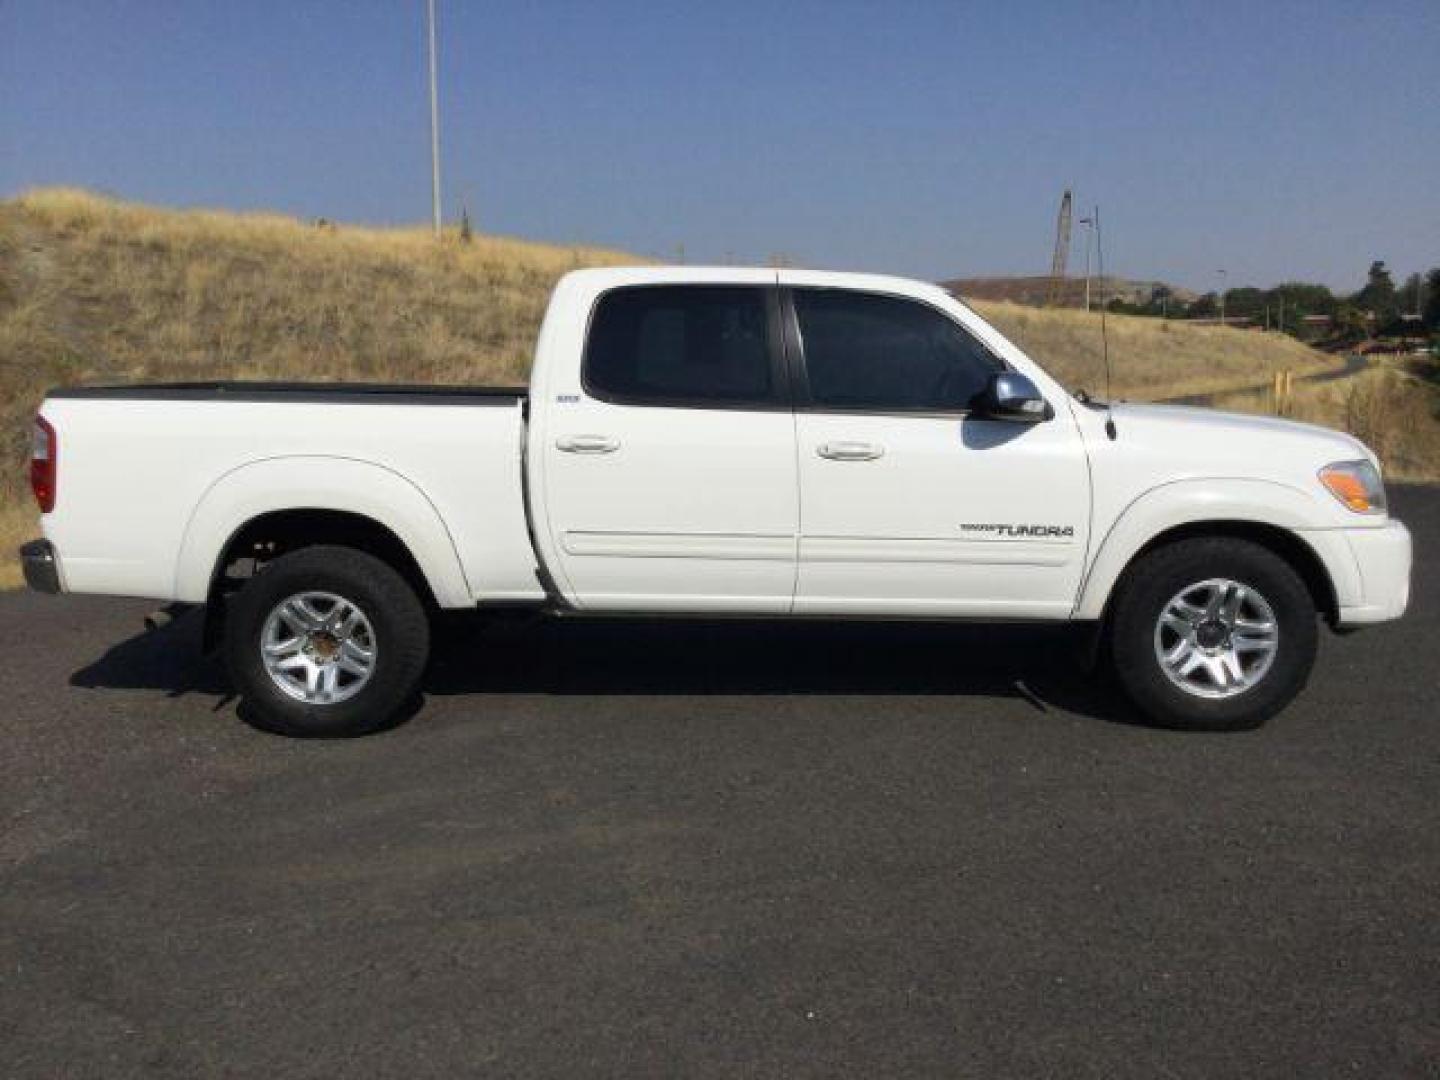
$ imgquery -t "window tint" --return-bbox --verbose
[584,286,773,406]
[794,289,1001,411]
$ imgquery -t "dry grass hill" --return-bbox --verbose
[972,301,1337,402]
[1,188,1432,587]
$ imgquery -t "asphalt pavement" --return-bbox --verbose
[2,487,1436,1077]
[1161,352,1369,407]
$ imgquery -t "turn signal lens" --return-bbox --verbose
[1319,460,1385,515]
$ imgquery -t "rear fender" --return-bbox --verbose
[174,456,471,607]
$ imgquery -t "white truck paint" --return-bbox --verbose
[23,266,1412,732]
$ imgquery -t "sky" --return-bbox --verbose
[2,0,1436,292]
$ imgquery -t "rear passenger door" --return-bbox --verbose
[541,283,799,613]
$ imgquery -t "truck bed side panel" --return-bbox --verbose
[40,394,541,606]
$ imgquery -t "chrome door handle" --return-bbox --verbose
[817,440,884,461]
[556,434,620,454]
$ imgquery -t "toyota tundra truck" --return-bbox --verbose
[20,267,1412,734]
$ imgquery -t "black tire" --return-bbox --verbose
[224,545,430,737]
[1107,537,1318,731]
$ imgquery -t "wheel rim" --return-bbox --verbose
[260,591,377,705]
[1153,578,1279,700]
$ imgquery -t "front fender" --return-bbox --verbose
[173,456,472,607]
[1074,478,1361,619]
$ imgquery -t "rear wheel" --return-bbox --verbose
[224,545,430,736]
[1107,537,1318,730]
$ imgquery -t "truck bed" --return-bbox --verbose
[39,382,541,606]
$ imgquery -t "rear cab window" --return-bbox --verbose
[583,286,782,408]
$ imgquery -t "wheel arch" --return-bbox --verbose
[1077,479,1355,623]
[175,456,472,610]
[207,508,440,607]
[1102,519,1338,624]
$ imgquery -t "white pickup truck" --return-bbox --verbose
[22,267,1411,734]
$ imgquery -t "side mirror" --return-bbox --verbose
[971,371,1049,423]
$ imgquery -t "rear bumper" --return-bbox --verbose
[1336,520,1411,627]
[19,539,62,595]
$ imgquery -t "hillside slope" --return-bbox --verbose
[971,300,1339,402]
[0,189,1373,585]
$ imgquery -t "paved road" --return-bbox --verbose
[1161,352,1368,407]
[2,489,1436,1078]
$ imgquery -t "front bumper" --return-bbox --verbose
[1336,520,1411,626]
[19,539,62,595]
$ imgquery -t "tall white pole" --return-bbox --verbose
[426,0,442,237]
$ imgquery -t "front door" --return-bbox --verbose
[541,282,798,613]
[785,284,1090,618]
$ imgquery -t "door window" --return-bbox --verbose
[793,289,1001,411]
[584,286,776,407]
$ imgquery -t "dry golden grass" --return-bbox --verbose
[973,300,1343,401]
[0,188,1428,589]
[0,500,34,589]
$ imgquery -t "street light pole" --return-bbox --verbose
[1079,213,1095,312]
[426,0,442,237]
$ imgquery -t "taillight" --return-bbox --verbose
[31,415,56,513]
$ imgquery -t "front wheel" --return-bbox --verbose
[224,545,431,736]
[1107,538,1318,731]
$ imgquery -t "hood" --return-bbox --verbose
[1102,400,1377,471]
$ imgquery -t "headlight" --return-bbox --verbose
[1318,460,1387,514]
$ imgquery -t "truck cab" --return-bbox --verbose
[529,267,1089,618]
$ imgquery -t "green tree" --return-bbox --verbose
[1399,272,1422,318]
[1189,292,1218,319]
[1332,304,1368,342]
[1353,260,1398,320]
[1272,282,1336,317]
[1224,286,1266,322]
[1423,267,1440,331]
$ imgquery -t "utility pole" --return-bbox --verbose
[426,0,442,237]
[1278,295,1284,334]
[1079,212,1095,312]
[1217,269,1228,326]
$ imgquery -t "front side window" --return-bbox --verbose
[794,289,1002,411]
[584,286,774,406]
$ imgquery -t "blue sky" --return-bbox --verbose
[2,0,1435,291]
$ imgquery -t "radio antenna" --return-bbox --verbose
[1094,204,1117,440]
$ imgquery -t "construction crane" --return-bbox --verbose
[1046,189,1073,306]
